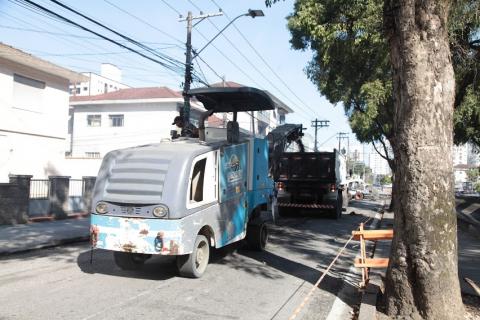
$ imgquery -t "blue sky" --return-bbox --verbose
[0,0,363,152]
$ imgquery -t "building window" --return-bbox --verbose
[109,114,124,127]
[12,73,45,112]
[87,114,101,127]
[85,152,101,158]
[83,87,88,91]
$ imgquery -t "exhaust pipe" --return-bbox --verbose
[198,110,214,142]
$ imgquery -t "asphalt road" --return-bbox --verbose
[0,201,382,320]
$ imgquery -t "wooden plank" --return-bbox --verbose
[354,258,390,268]
[352,229,393,241]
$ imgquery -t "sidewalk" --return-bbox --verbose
[0,216,90,256]
[358,199,480,319]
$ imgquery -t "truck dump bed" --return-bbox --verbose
[277,152,336,182]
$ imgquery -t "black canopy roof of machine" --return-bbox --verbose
[188,86,276,113]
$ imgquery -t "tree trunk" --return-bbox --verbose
[383,1,464,319]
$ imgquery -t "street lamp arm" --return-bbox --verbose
[192,13,248,59]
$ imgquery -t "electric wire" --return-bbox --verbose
[160,0,183,16]
[102,0,184,45]
[99,0,205,85]
[0,8,185,84]
[186,1,313,124]
[47,0,185,71]
[211,0,321,117]
[11,0,187,76]
[0,24,181,47]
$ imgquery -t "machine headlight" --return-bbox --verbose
[95,202,108,214]
[153,205,169,218]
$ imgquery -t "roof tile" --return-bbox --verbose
[70,87,182,102]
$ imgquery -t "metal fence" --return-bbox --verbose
[69,179,83,197]
[29,179,49,199]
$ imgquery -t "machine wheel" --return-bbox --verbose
[246,223,268,251]
[176,234,210,278]
[113,252,150,270]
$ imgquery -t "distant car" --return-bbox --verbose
[347,179,367,200]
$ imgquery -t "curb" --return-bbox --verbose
[457,211,480,236]
[0,235,90,257]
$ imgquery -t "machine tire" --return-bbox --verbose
[246,223,268,251]
[113,252,149,270]
[176,234,210,278]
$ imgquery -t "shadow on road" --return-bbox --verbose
[77,249,177,280]
[73,199,383,310]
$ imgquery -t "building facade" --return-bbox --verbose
[69,87,207,158]
[0,43,86,181]
[69,63,130,97]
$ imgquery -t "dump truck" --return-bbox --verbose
[268,125,348,218]
[90,87,276,278]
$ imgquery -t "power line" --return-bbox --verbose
[0,23,181,47]
[188,1,314,123]
[11,0,187,76]
[2,7,185,87]
[47,0,185,71]
[160,0,182,16]
[211,0,321,117]
[102,0,184,45]
[194,54,223,82]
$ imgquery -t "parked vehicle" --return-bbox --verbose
[269,141,349,218]
[90,87,276,278]
[347,179,368,200]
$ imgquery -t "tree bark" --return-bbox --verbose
[383,1,464,319]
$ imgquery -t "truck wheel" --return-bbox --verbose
[113,252,150,270]
[336,194,343,219]
[177,234,209,278]
[246,223,268,251]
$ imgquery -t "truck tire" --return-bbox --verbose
[176,234,210,278]
[113,252,150,270]
[330,194,342,220]
[246,223,268,251]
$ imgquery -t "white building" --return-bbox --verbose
[467,144,480,166]
[453,144,469,166]
[69,63,130,96]
[69,87,207,158]
[0,43,86,181]
[369,150,391,176]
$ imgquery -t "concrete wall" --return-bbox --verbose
[0,175,31,225]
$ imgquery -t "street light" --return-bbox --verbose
[248,9,265,18]
[179,9,265,134]
[192,9,265,59]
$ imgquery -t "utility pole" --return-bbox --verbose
[181,11,193,129]
[179,11,223,130]
[311,119,330,152]
[337,132,349,153]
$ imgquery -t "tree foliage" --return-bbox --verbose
[467,168,479,182]
[267,0,480,157]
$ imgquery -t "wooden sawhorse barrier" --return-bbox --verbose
[352,223,393,287]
